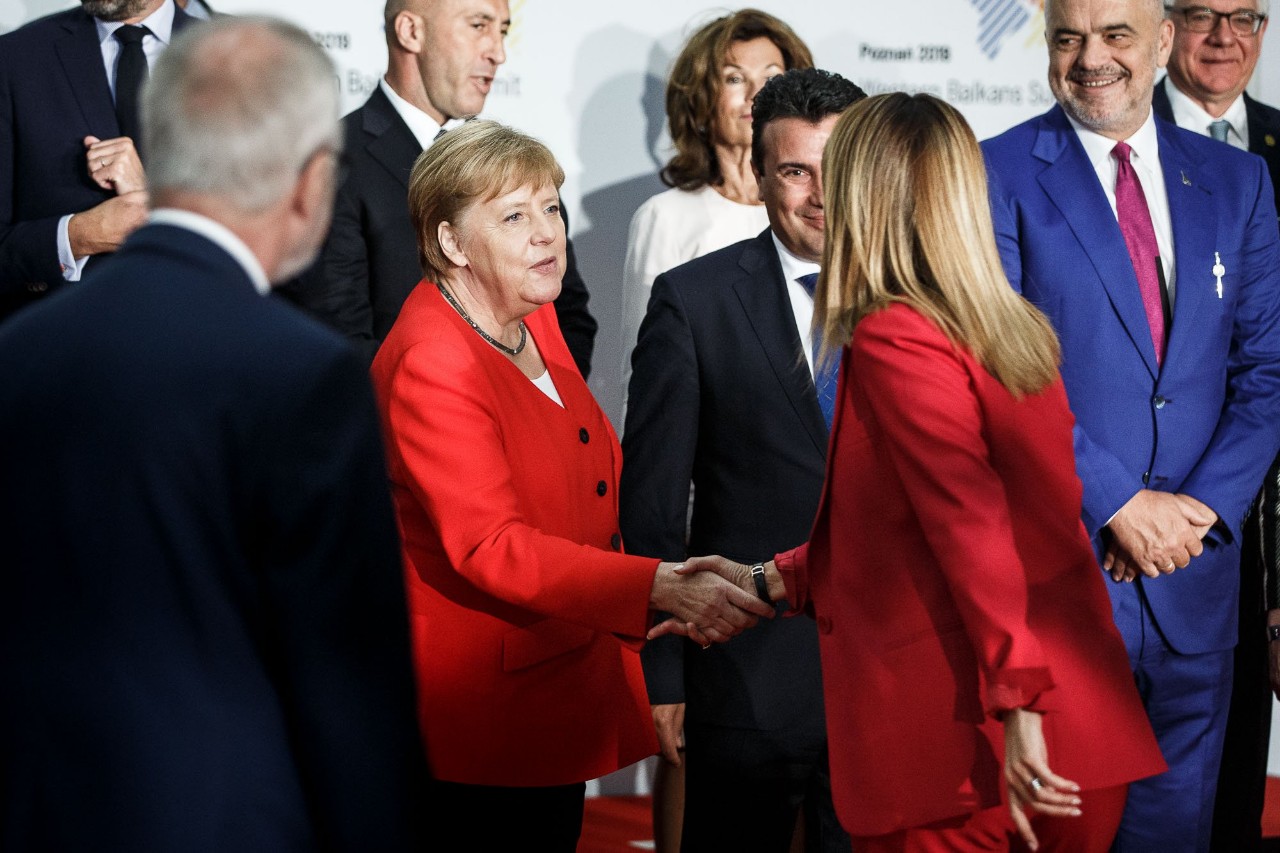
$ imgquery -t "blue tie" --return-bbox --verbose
[798,273,838,429]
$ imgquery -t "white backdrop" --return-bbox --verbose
[7,0,1280,790]
[6,0,1279,423]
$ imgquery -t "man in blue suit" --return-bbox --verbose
[0,17,429,850]
[982,0,1280,848]
[0,0,197,322]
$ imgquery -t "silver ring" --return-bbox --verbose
[1029,777,1044,791]
[700,642,711,650]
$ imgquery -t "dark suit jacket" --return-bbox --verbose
[983,106,1280,655]
[1154,78,1280,228]
[620,230,825,734]
[0,3,195,321]
[0,223,430,851]
[284,86,597,375]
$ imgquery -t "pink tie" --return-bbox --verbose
[1112,141,1165,364]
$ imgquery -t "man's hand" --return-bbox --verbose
[651,703,686,766]
[648,560,773,644]
[1104,490,1216,582]
[67,191,149,258]
[85,136,146,195]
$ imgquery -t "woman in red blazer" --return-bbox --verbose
[371,117,768,845]
[677,94,1167,850]
[369,121,769,850]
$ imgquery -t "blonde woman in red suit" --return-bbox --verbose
[369,120,772,852]
[671,93,1167,851]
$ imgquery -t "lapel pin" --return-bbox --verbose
[1213,252,1225,299]
[1266,134,1276,147]
[1181,170,1192,186]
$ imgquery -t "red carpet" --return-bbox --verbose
[582,780,1280,850]
[579,796,653,852]
[1266,776,1280,839]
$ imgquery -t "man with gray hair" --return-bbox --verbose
[0,17,429,851]
[983,0,1280,847]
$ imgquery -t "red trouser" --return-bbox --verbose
[853,785,1128,853]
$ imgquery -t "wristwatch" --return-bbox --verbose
[750,563,771,604]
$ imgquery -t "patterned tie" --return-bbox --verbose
[1111,141,1165,365]
[1209,120,1230,143]
[113,25,150,144]
[798,273,838,429]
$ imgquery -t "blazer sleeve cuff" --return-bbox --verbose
[774,544,809,616]
[640,630,686,705]
[985,667,1055,718]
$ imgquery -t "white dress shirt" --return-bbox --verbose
[149,208,271,296]
[1165,79,1250,151]
[378,78,464,150]
[772,231,822,379]
[59,0,178,281]
[1067,109,1177,302]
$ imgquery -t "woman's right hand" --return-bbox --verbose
[647,560,773,644]
[1003,708,1082,851]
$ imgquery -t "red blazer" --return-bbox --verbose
[371,284,659,786]
[777,303,1165,836]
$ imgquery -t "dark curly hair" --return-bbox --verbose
[751,68,867,173]
[661,9,812,191]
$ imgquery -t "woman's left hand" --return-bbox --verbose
[1003,707,1082,851]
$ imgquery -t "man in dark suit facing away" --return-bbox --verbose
[0,17,430,851]
[621,68,865,852]
[1152,2,1280,848]
[284,0,598,374]
[0,0,199,323]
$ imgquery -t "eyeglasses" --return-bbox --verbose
[1167,5,1267,35]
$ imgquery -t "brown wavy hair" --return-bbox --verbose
[661,9,812,191]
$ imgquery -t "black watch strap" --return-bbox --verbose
[1268,625,1280,643]
[751,563,770,604]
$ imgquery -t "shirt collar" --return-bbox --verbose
[149,208,272,296]
[379,78,465,150]
[1066,107,1161,174]
[771,231,820,290]
[1164,78,1248,144]
[94,0,176,46]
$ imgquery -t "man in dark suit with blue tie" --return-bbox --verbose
[0,17,429,850]
[982,0,1280,848]
[621,69,864,852]
[0,0,197,322]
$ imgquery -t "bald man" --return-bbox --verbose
[285,0,597,374]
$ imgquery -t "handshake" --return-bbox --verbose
[646,556,783,647]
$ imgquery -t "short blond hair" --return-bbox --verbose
[817,93,1061,398]
[408,120,565,283]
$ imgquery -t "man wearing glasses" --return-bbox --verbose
[1153,4,1279,849]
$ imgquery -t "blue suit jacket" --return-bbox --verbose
[0,4,194,320]
[982,105,1280,654]
[0,224,430,850]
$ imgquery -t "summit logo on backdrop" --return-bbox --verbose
[971,0,1042,58]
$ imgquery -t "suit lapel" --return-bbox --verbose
[1158,121,1216,368]
[732,232,828,455]
[1034,108,1159,378]
[362,88,424,190]
[55,10,119,136]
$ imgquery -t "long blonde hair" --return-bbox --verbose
[816,92,1060,397]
